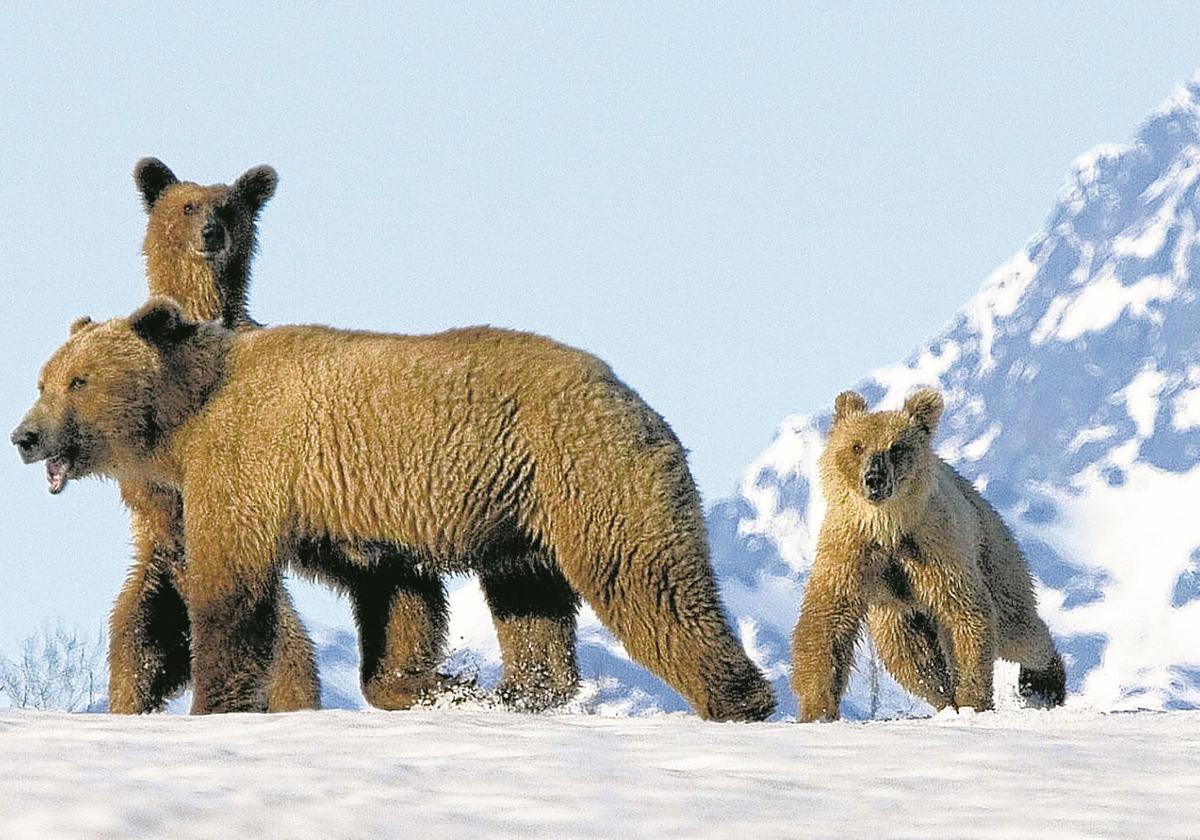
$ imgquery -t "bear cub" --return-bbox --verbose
[790,388,1065,721]
[131,159,582,715]
[99,159,320,715]
[134,156,276,327]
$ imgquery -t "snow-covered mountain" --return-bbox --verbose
[314,73,1200,719]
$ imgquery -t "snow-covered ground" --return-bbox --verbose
[2,708,1197,839]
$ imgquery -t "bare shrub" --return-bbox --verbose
[0,623,104,712]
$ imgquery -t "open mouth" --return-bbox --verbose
[45,456,72,495]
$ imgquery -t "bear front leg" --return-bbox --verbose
[946,612,995,711]
[188,586,280,714]
[109,482,191,714]
[791,546,866,722]
[183,502,283,714]
[108,543,191,714]
[265,584,321,711]
[917,576,996,711]
[479,556,580,712]
[866,604,954,711]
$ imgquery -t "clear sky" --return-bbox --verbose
[1,3,1197,648]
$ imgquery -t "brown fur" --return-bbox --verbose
[18,301,775,721]
[103,159,318,713]
[136,157,273,327]
[108,479,317,712]
[790,388,1065,721]
[126,159,584,712]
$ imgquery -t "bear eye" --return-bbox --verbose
[183,202,197,216]
[68,376,87,392]
[851,442,864,455]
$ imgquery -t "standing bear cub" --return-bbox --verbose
[791,389,1065,721]
[109,159,320,714]
[14,300,776,721]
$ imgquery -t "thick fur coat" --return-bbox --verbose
[16,301,775,721]
[790,389,1065,721]
[105,159,318,713]
[123,159,602,712]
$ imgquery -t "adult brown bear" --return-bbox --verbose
[14,300,776,721]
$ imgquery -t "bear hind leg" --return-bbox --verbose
[1002,617,1066,709]
[291,538,452,710]
[553,538,774,722]
[1018,655,1066,709]
[478,554,580,712]
[350,551,450,711]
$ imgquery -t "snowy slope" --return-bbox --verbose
[2,708,1197,838]
[308,74,1200,720]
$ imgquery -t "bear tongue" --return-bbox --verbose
[46,459,69,495]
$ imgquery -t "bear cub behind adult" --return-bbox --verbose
[791,388,1065,721]
[134,157,275,327]
[104,159,319,714]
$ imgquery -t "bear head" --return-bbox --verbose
[11,298,226,494]
[820,388,944,509]
[134,158,277,327]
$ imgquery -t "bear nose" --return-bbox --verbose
[10,423,41,460]
[863,452,892,500]
[201,221,225,251]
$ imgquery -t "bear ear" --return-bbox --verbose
[133,158,179,212]
[130,297,197,350]
[69,316,94,336]
[230,165,278,215]
[904,388,944,434]
[833,391,868,424]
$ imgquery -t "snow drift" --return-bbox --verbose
[2,708,1196,838]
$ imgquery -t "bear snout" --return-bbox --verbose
[201,221,227,253]
[862,451,894,502]
[10,421,43,463]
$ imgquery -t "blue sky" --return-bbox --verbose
[1,3,1197,646]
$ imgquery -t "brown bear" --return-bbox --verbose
[14,300,776,721]
[127,159,581,712]
[107,159,319,713]
[790,388,1065,721]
